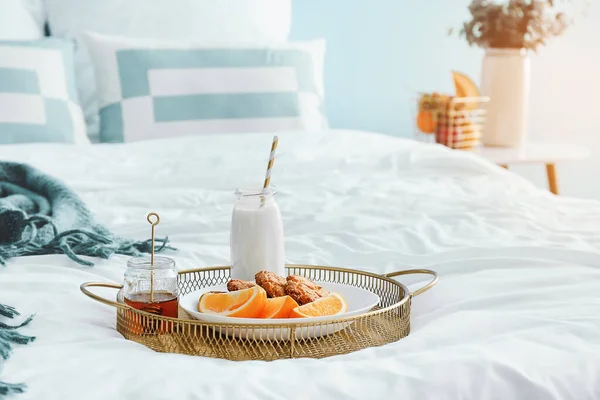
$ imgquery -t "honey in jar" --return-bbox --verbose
[123,291,179,318]
[119,256,179,333]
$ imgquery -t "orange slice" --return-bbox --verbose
[198,286,266,318]
[289,293,348,318]
[259,296,299,319]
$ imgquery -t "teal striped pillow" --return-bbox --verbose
[0,38,88,144]
[84,32,327,143]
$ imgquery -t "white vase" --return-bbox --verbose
[480,48,531,147]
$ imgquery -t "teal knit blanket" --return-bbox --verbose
[0,162,173,396]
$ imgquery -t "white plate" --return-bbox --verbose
[179,282,380,340]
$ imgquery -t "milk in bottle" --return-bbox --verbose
[230,187,285,281]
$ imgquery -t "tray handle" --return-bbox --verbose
[80,282,127,309]
[384,269,439,297]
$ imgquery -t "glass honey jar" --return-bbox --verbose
[118,256,179,318]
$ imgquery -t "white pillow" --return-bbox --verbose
[0,0,45,40]
[0,39,89,145]
[84,32,327,143]
[43,0,292,141]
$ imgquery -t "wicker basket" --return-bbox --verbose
[81,265,438,361]
[414,95,490,151]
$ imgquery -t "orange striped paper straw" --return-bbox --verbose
[263,135,279,190]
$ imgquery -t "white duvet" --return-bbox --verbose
[2,130,600,400]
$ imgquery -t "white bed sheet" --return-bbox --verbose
[2,129,600,399]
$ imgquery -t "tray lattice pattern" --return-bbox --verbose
[115,265,411,360]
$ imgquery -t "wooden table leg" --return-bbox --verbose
[546,163,559,195]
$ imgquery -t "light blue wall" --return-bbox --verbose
[290,1,600,199]
[290,0,481,137]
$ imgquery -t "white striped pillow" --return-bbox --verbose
[0,39,88,144]
[84,32,327,143]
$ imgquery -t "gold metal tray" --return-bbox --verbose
[80,265,438,361]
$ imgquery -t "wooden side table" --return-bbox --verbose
[477,144,590,195]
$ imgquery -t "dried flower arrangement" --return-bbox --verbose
[451,0,589,51]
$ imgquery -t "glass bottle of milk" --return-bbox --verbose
[230,187,285,281]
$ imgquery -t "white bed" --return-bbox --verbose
[2,129,600,399]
